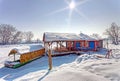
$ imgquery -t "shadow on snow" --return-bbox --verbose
[0,55,78,80]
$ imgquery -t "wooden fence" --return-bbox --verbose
[20,48,45,63]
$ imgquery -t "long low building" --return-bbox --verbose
[43,32,103,56]
[5,45,45,68]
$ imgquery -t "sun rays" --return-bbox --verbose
[47,0,91,25]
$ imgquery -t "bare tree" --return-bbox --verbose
[24,31,34,43]
[0,24,35,45]
[0,24,25,44]
[105,22,120,45]
[0,24,16,44]
[11,31,23,44]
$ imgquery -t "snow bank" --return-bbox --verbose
[41,69,109,81]
[41,53,120,81]
[75,54,99,64]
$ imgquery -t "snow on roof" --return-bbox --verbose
[79,33,95,40]
[44,32,96,42]
[44,32,82,42]
[10,45,44,55]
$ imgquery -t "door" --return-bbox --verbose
[89,41,95,50]
[76,42,80,48]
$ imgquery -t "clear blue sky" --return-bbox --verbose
[0,0,120,40]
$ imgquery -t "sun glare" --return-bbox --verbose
[69,1,75,9]
[47,0,90,23]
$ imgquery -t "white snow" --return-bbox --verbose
[79,33,95,40]
[44,32,97,42]
[0,43,120,81]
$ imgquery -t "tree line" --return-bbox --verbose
[0,24,36,45]
[0,23,120,45]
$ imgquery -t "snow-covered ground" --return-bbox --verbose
[0,44,120,81]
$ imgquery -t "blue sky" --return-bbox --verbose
[0,0,120,40]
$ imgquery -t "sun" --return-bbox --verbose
[47,0,90,23]
[69,1,75,10]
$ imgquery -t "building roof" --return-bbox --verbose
[79,33,95,40]
[9,45,44,55]
[43,32,97,42]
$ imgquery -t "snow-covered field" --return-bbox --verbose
[0,44,120,81]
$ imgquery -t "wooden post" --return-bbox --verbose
[48,49,52,70]
[59,41,61,52]
[57,42,58,50]
[94,41,96,51]
[106,39,109,49]
[14,53,15,61]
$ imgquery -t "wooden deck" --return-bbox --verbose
[47,51,84,57]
